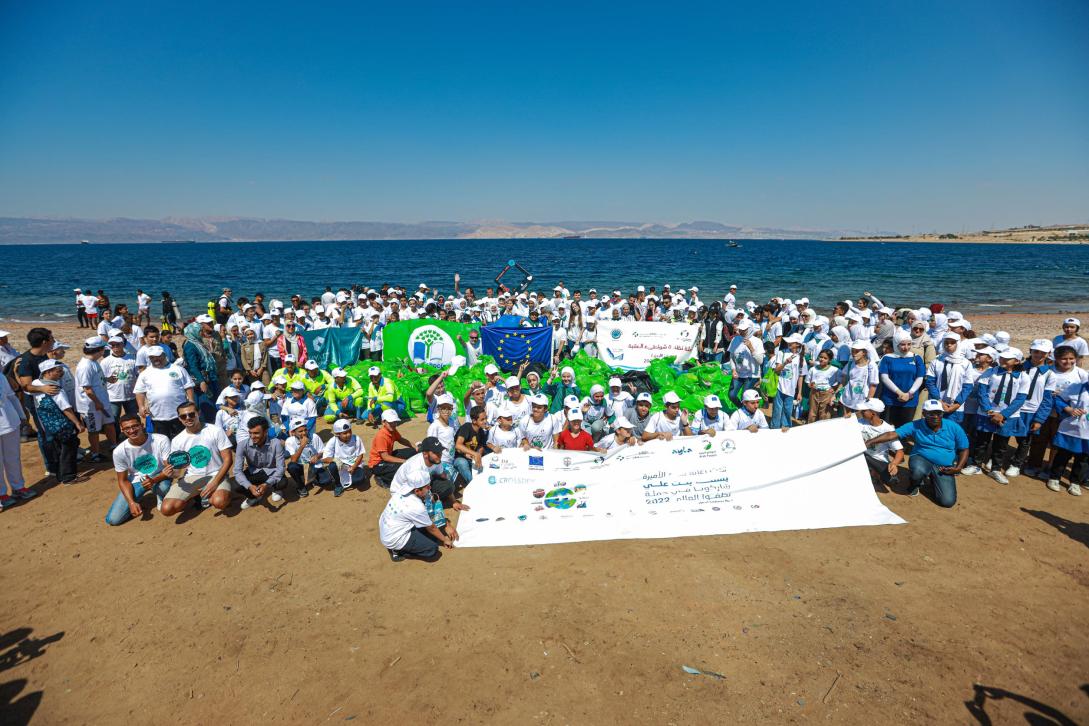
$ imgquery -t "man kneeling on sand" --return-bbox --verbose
[161,401,235,515]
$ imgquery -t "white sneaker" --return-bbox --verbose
[1069,483,1082,497]
[240,497,260,510]
[1046,479,1062,492]
[156,495,164,512]
[1005,466,1020,478]
[270,491,284,504]
[961,465,981,476]
[990,470,1009,485]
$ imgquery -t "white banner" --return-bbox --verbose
[596,320,699,370]
[456,418,905,548]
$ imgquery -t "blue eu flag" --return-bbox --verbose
[480,325,553,372]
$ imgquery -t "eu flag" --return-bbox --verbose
[480,325,553,372]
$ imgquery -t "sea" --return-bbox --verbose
[1,238,1086,323]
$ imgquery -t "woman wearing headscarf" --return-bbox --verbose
[829,326,852,368]
[909,319,936,364]
[182,318,226,423]
[924,332,972,424]
[878,329,926,427]
[838,341,879,415]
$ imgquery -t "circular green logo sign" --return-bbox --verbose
[188,445,212,468]
[133,453,159,475]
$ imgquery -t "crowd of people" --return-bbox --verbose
[1,280,1087,562]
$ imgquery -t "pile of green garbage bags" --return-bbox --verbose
[339,351,778,417]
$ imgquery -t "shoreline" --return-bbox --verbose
[837,236,1089,245]
[3,311,1084,358]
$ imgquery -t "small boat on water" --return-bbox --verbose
[79,239,89,245]
[726,240,742,248]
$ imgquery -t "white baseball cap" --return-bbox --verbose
[505,376,521,388]
[861,398,886,413]
[332,419,352,433]
[741,389,761,403]
[484,364,500,375]
[332,368,347,377]
[567,409,583,421]
[636,392,653,403]
[196,314,214,323]
[290,381,306,390]
[381,409,401,423]
[289,417,308,431]
[529,393,549,406]
[304,360,319,370]
[608,377,622,388]
[84,336,107,349]
[999,347,1024,361]
[922,399,944,412]
[613,416,634,430]
[434,393,455,408]
[662,391,681,404]
[283,354,297,363]
[146,345,165,357]
[1064,317,1081,327]
[368,366,381,376]
[38,359,62,373]
[221,386,242,399]
[704,394,722,409]
[564,394,581,409]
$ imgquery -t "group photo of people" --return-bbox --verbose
[2,280,1087,563]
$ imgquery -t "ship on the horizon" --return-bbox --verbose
[161,239,197,243]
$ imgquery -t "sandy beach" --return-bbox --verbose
[1,310,1088,723]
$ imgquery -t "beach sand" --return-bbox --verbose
[1,314,1087,723]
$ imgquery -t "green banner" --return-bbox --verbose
[302,327,364,370]
[382,319,479,366]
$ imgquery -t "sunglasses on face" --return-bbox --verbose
[179,412,198,420]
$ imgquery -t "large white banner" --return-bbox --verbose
[456,418,905,548]
[596,320,699,370]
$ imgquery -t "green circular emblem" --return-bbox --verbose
[133,453,158,475]
[188,445,212,468]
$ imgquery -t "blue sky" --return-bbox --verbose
[0,0,1086,231]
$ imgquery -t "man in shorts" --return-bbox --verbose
[161,401,235,515]
[75,336,117,463]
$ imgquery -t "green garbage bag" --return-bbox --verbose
[760,368,778,399]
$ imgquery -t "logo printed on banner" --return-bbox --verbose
[611,328,623,340]
[720,439,737,453]
[408,325,456,366]
[312,336,326,351]
[528,455,544,469]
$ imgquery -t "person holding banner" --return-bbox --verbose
[379,468,454,563]
[597,416,639,452]
[692,394,729,435]
[643,391,692,441]
[729,389,770,432]
[857,399,904,488]
[161,401,235,515]
[453,406,489,484]
[864,398,969,507]
[519,394,559,450]
[556,410,601,452]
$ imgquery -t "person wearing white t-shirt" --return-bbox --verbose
[770,334,808,428]
[105,416,174,526]
[161,402,235,515]
[135,289,152,326]
[379,468,454,562]
[426,394,459,467]
[283,417,322,497]
[858,398,904,488]
[1053,317,1089,365]
[729,390,769,432]
[642,391,692,442]
[101,337,138,424]
[321,419,367,496]
[81,293,100,326]
[281,381,318,436]
[597,416,640,452]
[75,337,117,461]
[691,394,729,436]
[133,346,195,438]
[518,394,559,449]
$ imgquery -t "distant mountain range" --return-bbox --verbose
[0,216,894,244]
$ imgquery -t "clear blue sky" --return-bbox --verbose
[1,0,1086,232]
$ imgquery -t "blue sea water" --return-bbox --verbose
[1,238,1086,322]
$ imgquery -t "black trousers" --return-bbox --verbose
[371,447,416,488]
[1049,448,1088,483]
[46,433,80,483]
[152,418,185,438]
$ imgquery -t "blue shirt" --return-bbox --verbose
[878,354,926,408]
[895,418,969,467]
